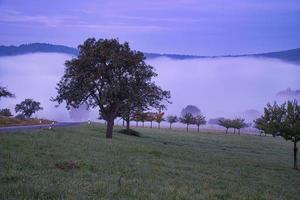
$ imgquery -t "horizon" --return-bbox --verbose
[1,42,300,57]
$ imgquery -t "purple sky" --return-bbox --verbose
[1,0,300,55]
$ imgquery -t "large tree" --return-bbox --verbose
[255,100,300,170]
[15,99,43,118]
[53,38,170,138]
[0,86,15,100]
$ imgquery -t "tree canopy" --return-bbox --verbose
[53,38,170,138]
[15,99,43,118]
[181,105,200,116]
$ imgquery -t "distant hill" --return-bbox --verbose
[0,43,299,64]
[0,43,78,56]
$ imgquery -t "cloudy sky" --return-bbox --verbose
[0,0,300,55]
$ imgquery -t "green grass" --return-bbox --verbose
[0,124,299,199]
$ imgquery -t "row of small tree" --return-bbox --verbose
[128,111,207,133]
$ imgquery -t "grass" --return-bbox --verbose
[0,124,299,199]
[0,116,53,127]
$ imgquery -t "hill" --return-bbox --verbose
[0,43,299,64]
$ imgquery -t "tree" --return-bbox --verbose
[0,86,15,100]
[0,108,13,117]
[193,114,206,133]
[166,115,178,129]
[232,118,247,134]
[15,99,43,118]
[53,38,170,138]
[181,105,200,116]
[180,113,194,132]
[146,112,156,128]
[155,111,165,129]
[255,100,300,170]
[218,118,232,134]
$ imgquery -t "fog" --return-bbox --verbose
[0,53,299,123]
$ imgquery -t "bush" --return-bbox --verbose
[0,108,13,117]
[118,129,141,137]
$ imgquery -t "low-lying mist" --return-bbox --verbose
[0,53,299,123]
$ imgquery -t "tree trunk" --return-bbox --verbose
[142,121,144,127]
[238,129,240,135]
[197,125,199,133]
[122,119,125,127]
[136,121,138,127]
[234,128,236,134]
[226,128,228,134]
[294,141,298,170]
[126,119,130,130]
[106,119,114,139]
[169,123,172,129]
[150,121,153,128]
[186,124,189,132]
[158,122,160,129]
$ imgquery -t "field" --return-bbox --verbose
[0,124,299,199]
[0,116,53,127]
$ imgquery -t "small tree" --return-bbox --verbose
[166,115,178,129]
[155,111,165,129]
[255,100,300,170]
[232,118,247,134]
[146,112,156,128]
[15,99,43,118]
[180,113,194,132]
[193,114,206,133]
[0,86,15,100]
[218,118,232,134]
[0,108,13,117]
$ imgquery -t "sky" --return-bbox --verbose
[0,0,300,55]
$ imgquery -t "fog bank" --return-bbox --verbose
[0,53,299,122]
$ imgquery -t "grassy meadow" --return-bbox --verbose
[0,124,299,199]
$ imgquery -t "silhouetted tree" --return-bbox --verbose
[166,115,178,129]
[53,38,170,138]
[180,113,194,132]
[15,99,43,118]
[255,100,300,170]
[193,114,206,132]
[0,86,15,100]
